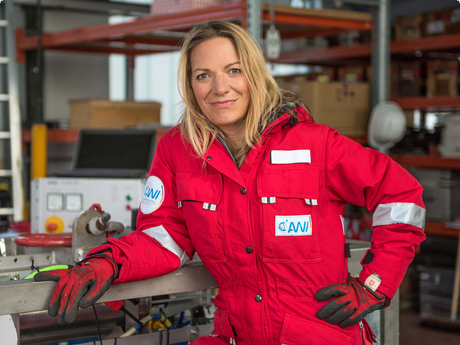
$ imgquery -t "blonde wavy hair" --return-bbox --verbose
[178,21,303,167]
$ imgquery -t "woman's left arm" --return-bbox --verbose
[325,129,426,299]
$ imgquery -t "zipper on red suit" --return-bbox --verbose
[360,321,364,343]
[217,134,238,167]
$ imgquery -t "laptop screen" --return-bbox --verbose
[72,129,156,174]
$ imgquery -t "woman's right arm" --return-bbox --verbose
[87,134,195,284]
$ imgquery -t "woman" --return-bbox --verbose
[36,21,426,344]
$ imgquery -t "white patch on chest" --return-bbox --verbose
[275,215,313,236]
[270,150,311,164]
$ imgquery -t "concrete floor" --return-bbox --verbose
[400,311,460,344]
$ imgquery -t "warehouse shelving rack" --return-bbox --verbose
[15,2,375,58]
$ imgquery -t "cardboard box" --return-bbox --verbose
[338,67,364,82]
[394,62,424,97]
[426,60,459,97]
[425,7,460,36]
[307,67,336,82]
[69,99,161,129]
[394,14,423,40]
[365,65,396,98]
[151,0,221,16]
[280,79,371,136]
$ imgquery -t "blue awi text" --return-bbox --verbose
[144,187,161,200]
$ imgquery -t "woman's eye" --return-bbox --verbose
[196,73,208,80]
[229,68,241,74]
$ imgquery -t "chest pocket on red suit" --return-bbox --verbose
[176,171,226,263]
[257,169,321,263]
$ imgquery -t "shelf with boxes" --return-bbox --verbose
[275,32,460,64]
[15,2,372,60]
[389,157,460,238]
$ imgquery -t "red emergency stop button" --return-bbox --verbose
[126,205,131,211]
[46,223,58,232]
[44,216,65,233]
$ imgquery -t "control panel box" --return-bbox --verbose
[31,178,145,234]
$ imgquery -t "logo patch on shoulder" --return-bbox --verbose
[275,215,312,236]
[140,176,165,214]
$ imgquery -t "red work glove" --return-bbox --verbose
[315,275,390,328]
[34,253,118,324]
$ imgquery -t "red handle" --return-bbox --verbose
[14,233,72,247]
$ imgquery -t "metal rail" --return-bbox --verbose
[0,264,217,316]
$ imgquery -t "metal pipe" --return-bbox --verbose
[126,56,134,101]
[377,0,390,104]
[247,0,262,45]
[371,0,390,107]
[106,221,125,233]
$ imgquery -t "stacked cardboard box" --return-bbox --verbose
[69,99,161,129]
[394,7,460,40]
[394,15,424,40]
[425,7,460,36]
[426,60,459,97]
[393,62,424,97]
[279,77,371,137]
[337,67,365,83]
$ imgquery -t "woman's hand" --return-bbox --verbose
[34,253,118,324]
[315,275,390,328]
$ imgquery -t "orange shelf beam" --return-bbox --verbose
[22,128,80,143]
[16,1,246,58]
[391,33,460,54]
[392,96,460,111]
[276,32,460,64]
[425,221,460,238]
[22,127,171,144]
[390,154,460,170]
[277,44,371,64]
[349,136,368,145]
[262,12,372,31]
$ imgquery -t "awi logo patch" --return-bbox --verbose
[140,176,165,214]
[275,215,312,236]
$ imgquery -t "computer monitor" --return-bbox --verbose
[68,129,156,177]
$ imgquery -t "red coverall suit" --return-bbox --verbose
[89,106,426,345]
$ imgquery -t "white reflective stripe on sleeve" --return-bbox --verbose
[143,225,190,267]
[203,203,217,211]
[373,202,426,230]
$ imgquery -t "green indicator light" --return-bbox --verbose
[126,195,132,201]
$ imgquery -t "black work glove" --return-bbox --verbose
[315,275,390,328]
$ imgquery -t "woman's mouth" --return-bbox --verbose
[211,100,236,108]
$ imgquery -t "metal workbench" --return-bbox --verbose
[0,240,399,344]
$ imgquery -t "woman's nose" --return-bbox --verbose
[212,74,230,95]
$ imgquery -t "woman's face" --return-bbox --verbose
[190,37,250,136]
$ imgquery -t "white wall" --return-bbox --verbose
[108,14,183,127]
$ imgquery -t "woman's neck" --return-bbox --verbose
[219,120,245,155]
